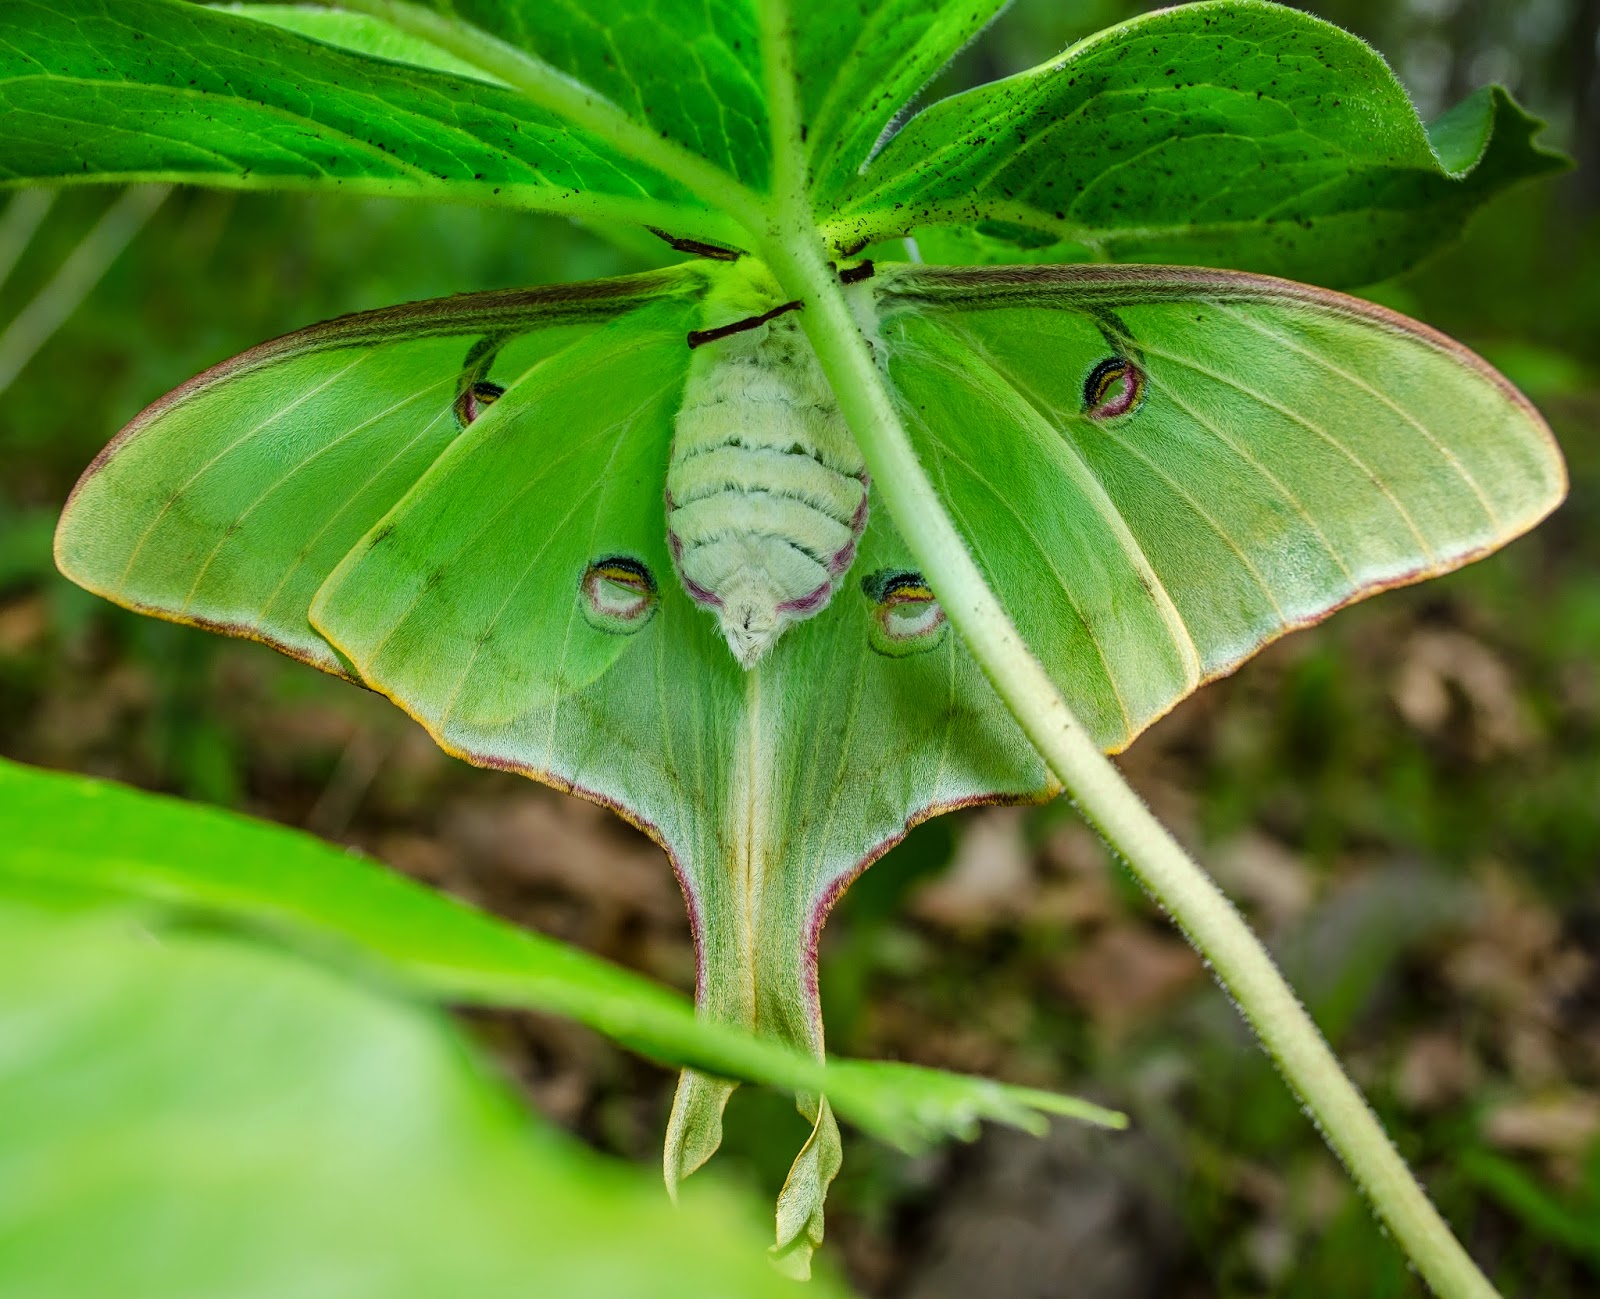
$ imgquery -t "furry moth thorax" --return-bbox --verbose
[668,263,870,667]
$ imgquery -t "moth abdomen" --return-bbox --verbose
[667,303,869,667]
[668,490,857,561]
[667,446,865,522]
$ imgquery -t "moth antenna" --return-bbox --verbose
[646,227,743,261]
[686,299,804,350]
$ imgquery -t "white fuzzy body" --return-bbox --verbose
[668,290,868,667]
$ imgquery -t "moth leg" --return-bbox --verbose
[647,227,744,262]
[686,299,804,350]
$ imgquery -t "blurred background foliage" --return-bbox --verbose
[0,1,1596,1295]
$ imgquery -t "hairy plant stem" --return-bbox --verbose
[327,3,1502,1291]
[757,216,1501,1299]
[744,22,1492,1279]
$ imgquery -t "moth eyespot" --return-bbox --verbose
[454,381,506,426]
[1083,357,1144,420]
[862,568,947,658]
[581,556,658,634]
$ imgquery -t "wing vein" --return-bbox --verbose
[1212,302,1501,534]
[114,351,372,591]
[910,404,1136,738]
[177,374,455,614]
[927,324,1202,684]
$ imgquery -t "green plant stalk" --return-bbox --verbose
[757,224,1499,1299]
[321,3,1503,1292]
[744,5,1496,1285]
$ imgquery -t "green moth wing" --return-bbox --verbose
[55,268,700,679]
[309,294,705,717]
[52,258,1051,1272]
[52,255,1565,1273]
[874,263,1567,750]
[306,276,1055,1268]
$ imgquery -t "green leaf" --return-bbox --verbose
[218,3,510,81]
[387,0,772,189]
[7,0,1557,286]
[1458,1148,1600,1267]
[826,2,1567,285]
[0,0,735,241]
[370,0,1013,203]
[798,0,1010,204]
[0,896,850,1299]
[0,757,1125,1156]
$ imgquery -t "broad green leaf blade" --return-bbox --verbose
[875,263,1567,749]
[0,897,848,1299]
[798,0,1010,205]
[344,0,1010,203]
[827,2,1566,285]
[54,268,702,680]
[0,758,1124,1152]
[0,0,734,240]
[388,0,772,189]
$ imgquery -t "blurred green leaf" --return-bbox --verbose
[1458,1148,1600,1267]
[827,3,1566,285]
[0,758,1124,1151]
[1472,340,1593,403]
[0,506,55,589]
[0,895,846,1299]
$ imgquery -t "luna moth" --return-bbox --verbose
[54,247,1564,1267]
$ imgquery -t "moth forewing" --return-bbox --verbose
[872,261,1567,749]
